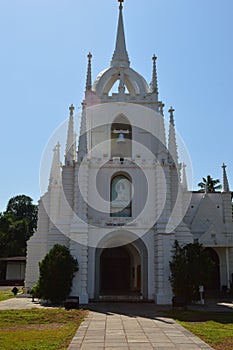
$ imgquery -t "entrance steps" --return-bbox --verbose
[98,294,143,302]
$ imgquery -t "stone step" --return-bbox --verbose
[98,294,143,301]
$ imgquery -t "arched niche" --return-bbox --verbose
[110,172,132,217]
[111,115,132,158]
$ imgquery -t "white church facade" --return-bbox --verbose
[25,0,233,304]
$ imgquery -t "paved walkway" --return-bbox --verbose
[2,297,233,349]
[68,303,213,350]
[0,296,49,309]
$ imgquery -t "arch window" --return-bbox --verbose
[110,174,132,217]
[111,115,132,158]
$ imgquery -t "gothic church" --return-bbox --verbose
[25,1,233,304]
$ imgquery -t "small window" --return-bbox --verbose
[110,174,132,217]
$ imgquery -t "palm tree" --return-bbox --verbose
[198,175,222,193]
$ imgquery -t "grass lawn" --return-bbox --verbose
[0,289,15,301]
[0,308,88,350]
[167,310,233,350]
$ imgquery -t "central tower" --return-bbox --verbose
[25,0,194,305]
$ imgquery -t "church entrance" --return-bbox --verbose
[95,235,148,300]
[100,246,131,293]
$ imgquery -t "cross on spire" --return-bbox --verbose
[69,104,75,116]
[118,0,124,9]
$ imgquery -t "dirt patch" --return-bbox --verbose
[2,323,66,332]
[212,338,233,350]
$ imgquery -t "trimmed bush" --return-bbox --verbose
[35,244,78,304]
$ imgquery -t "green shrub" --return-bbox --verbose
[169,240,214,301]
[36,244,78,304]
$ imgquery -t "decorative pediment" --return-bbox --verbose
[191,194,224,234]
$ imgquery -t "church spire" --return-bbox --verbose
[49,142,61,186]
[65,104,76,166]
[111,0,130,68]
[168,107,178,165]
[86,52,92,91]
[150,54,159,96]
[222,163,230,192]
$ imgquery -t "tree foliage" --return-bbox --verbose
[169,240,214,301]
[198,175,222,193]
[0,195,37,257]
[34,244,78,304]
[6,195,38,233]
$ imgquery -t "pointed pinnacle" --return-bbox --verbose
[168,107,175,125]
[150,54,159,94]
[86,52,92,91]
[111,0,130,67]
[222,163,230,192]
[168,107,178,164]
[69,104,75,116]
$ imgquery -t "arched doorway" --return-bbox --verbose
[100,246,131,293]
[204,247,220,290]
[95,234,148,299]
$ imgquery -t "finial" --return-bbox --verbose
[86,52,92,91]
[69,104,75,116]
[50,142,61,186]
[118,0,124,9]
[222,162,230,192]
[150,54,159,95]
[168,106,175,114]
[169,107,175,125]
[168,106,178,164]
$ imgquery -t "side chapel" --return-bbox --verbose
[25,0,233,304]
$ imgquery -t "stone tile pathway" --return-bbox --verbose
[68,303,214,350]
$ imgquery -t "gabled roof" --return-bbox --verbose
[191,193,224,234]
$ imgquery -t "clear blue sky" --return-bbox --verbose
[1,0,233,211]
